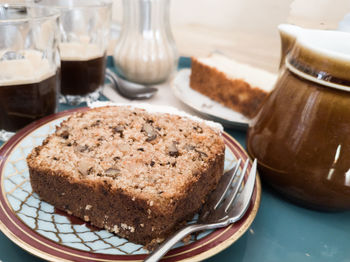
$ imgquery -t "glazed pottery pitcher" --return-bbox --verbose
[247,24,350,211]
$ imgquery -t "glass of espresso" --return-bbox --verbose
[36,0,112,105]
[0,4,60,141]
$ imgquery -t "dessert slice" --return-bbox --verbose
[190,53,276,118]
[27,105,225,248]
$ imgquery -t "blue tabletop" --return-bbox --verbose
[1,57,350,262]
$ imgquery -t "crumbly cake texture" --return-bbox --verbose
[27,106,225,248]
[190,55,275,118]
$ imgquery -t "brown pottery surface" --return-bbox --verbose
[247,25,350,211]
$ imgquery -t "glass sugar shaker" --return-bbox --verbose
[113,0,178,84]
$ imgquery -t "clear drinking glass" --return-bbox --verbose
[0,4,60,141]
[36,0,112,105]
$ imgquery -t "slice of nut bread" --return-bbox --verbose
[190,54,276,118]
[27,105,225,248]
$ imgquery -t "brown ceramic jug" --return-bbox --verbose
[247,24,350,211]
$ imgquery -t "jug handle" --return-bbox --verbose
[278,24,301,68]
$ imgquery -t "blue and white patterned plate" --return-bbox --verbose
[0,107,260,261]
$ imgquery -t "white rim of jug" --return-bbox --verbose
[285,58,350,92]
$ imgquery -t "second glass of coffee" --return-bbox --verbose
[36,0,112,105]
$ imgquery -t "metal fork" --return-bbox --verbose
[145,158,257,262]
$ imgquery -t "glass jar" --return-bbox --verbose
[247,24,350,211]
[114,0,178,84]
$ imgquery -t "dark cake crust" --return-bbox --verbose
[28,149,224,247]
[29,149,224,245]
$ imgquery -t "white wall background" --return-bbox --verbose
[3,0,348,71]
[111,0,349,72]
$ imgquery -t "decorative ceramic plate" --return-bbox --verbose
[0,107,261,262]
[171,69,251,130]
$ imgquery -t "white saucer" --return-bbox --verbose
[171,69,251,130]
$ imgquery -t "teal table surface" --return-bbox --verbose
[1,57,350,262]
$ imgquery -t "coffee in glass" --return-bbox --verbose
[0,5,60,141]
[36,0,112,105]
[59,42,106,96]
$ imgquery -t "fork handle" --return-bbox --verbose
[144,224,211,262]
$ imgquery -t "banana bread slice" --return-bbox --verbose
[27,105,225,248]
[190,54,276,118]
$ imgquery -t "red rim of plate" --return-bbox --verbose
[0,107,261,262]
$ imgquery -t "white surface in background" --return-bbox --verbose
[338,13,350,32]
[102,75,194,115]
[289,0,350,29]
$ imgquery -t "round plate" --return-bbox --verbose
[171,69,251,130]
[0,107,261,262]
